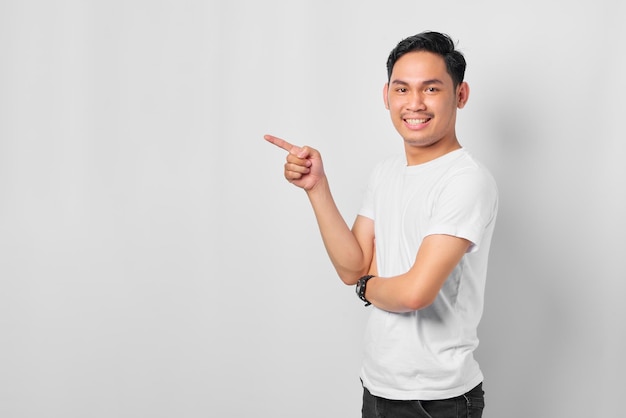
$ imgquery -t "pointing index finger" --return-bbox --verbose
[264,134,298,154]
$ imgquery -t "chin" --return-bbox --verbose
[403,137,439,148]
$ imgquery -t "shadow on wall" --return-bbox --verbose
[475,99,590,417]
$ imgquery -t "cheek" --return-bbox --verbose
[430,98,453,114]
[389,99,404,112]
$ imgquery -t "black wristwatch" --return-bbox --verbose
[356,275,375,306]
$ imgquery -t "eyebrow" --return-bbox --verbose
[390,78,445,86]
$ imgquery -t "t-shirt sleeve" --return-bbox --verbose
[358,167,377,221]
[426,168,498,253]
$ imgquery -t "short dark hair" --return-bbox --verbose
[386,31,466,87]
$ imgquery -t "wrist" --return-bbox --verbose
[304,175,328,195]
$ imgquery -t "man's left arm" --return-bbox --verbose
[363,234,471,312]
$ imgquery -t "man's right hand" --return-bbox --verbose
[264,134,326,191]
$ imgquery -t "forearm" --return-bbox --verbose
[364,274,433,313]
[306,177,370,284]
[362,235,471,313]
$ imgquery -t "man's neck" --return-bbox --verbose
[404,139,462,166]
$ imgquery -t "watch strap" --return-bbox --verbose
[356,275,375,306]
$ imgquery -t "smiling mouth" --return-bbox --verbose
[405,118,430,125]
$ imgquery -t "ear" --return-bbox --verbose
[383,83,390,110]
[457,82,470,109]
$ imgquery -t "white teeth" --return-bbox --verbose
[406,118,428,124]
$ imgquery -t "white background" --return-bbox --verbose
[1,1,625,417]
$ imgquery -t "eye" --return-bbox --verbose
[395,87,407,93]
[425,87,439,93]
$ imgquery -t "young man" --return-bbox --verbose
[265,31,498,418]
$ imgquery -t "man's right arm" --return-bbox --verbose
[264,134,374,285]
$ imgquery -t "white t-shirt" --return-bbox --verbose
[358,148,498,401]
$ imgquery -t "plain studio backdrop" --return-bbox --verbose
[1,1,624,417]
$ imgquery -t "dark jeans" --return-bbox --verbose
[362,382,484,418]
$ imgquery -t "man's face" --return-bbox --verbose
[384,51,468,157]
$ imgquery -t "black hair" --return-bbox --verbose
[386,31,466,87]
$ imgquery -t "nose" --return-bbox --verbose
[406,91,426,111]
